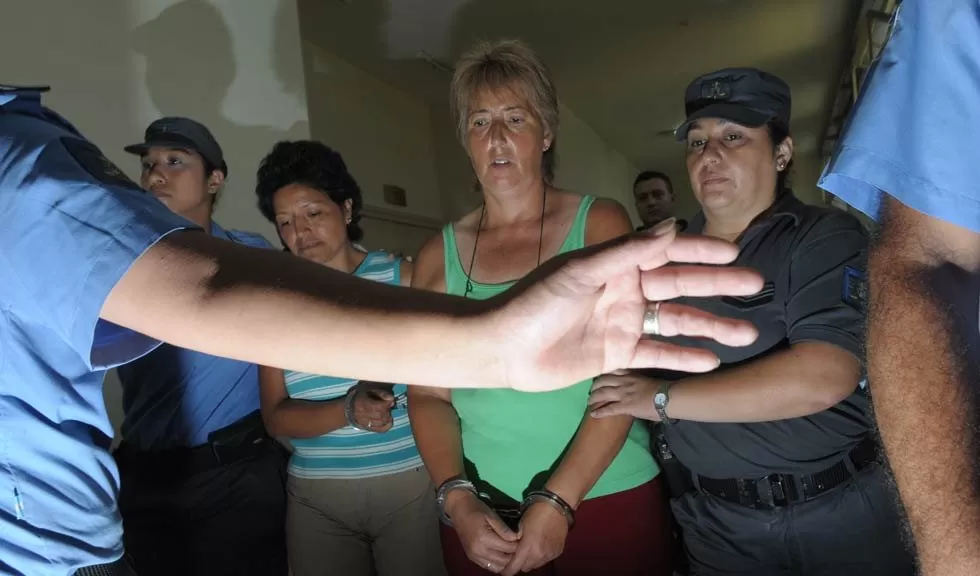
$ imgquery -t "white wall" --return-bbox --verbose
[553,104,641,222]
[4,0,310,242]
[1,0,310,439]
[303,43,444,223]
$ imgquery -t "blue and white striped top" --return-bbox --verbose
[284,251,422,479]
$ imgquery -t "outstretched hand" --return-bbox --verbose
[492,220,762,392]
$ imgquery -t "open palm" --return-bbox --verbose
[493,226,762,392]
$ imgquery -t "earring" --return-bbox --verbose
[778,162,785,170]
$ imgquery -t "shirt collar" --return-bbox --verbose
[210,221,228,239]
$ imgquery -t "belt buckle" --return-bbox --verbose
[756,473,790,508]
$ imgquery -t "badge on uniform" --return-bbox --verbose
[60,136,141,191]
[842,265,868,312]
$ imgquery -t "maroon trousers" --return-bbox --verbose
[441,478,674,576]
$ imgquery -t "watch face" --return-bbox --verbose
[654,392,666,408]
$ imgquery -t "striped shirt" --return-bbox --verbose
[284,251,422,479]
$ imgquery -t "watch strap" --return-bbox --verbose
[655,380,672,423]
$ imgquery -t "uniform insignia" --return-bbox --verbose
[842,265,868,311]
[723,281,775,309]
[60,137,141,190]
[702,79,731,100]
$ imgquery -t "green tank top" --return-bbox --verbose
[442,195,658,502]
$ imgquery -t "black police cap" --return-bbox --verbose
[675,67,791,141]
[124,116,228,176]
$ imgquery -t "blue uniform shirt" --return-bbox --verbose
[117,224,271,450]
[819,0,980,232]
[0,87,197,575]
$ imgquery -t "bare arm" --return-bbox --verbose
[664,342,858,422]
[408,386,466,499]
[399,258,414,287]
[258,365,347,438]
[101,230,495,389]
[406,232,471,511]
[869,197,980,575]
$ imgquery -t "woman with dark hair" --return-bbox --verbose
[255,140,445,576]
[589,68,914,575]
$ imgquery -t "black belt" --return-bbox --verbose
[74,556,136,576]
[692,439,877,510]
[115,410,275,481]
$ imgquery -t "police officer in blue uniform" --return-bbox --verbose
[589,69,914,575]
[0,84,764,576]
[112,118,286,576]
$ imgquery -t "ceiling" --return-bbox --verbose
[298,0,862,197]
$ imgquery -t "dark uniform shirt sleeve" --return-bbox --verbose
[785,213,869,359]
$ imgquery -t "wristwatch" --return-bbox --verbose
[435,476,478,526]
[653,381,672,424]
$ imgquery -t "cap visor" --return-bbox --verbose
[123,136,201,156]
[675,103,772,141]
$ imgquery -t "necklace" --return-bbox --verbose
[464,190,547,298]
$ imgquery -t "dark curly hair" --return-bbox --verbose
[255,140,364,242]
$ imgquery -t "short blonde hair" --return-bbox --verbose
[450,39,560,183]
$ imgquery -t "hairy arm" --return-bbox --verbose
[870,197,980,575]
[101,230,497,389]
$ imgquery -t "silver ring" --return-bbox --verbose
[486,562,494,571]
[642,302,662,336]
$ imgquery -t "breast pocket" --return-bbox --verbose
[722,281,776,310]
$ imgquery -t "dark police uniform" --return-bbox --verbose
[656,69,915,576]
[0,85,193,576]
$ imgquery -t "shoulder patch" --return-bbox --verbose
[842,265,868,311]
[60,137,140,190]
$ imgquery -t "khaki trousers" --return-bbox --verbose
[286,466,446,576]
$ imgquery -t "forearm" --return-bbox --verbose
[545,414,633,508]
[408,390,465,486]
[869,253,980,574]
[264,398,347,439]
[667,343,857,423]
[103,231,501,389]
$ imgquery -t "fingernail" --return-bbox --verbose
[648,217,677,237]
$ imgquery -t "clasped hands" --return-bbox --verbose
[448,489,571,575]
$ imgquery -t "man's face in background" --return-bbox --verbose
[634,176,674,227]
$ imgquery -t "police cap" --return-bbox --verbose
[675,67,791,141]
[125,116,228,176]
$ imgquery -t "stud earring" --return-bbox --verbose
[778,162,785,170]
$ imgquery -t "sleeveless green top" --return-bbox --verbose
[442,195,658,501]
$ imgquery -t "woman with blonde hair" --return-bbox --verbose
[409,40,674,576]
